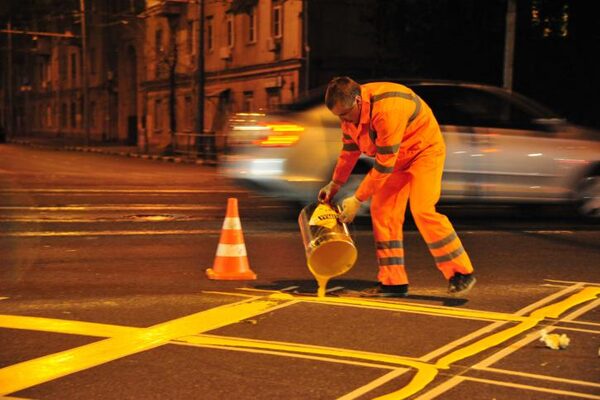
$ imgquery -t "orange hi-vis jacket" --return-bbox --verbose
[332,82,443,202]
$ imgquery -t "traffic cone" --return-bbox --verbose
[206,197,257,280]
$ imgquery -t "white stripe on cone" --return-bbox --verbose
[222,217,242,230]
[216,243,247,257]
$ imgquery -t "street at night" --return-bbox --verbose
[1,144,598,399]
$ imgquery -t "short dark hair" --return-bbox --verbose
[325,76,361,110]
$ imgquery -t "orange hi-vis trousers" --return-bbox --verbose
[370,145,474,285]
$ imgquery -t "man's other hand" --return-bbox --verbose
[339,195,362,223]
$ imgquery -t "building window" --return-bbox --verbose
[206,16,213,51]
[272,5,282,38]
[71,53,77,82]
[226,14,235,47]
[154,99,162,132]
[247,7,257,43]
[243,91,254,112]
[266,87,282,109]
[70,101,77,128]
[155,29,164,56]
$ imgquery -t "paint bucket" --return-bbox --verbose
[298,202,358,296]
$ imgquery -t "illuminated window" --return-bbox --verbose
[272,5,282,38]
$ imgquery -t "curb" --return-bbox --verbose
[7,139,217,166]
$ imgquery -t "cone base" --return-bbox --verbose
[206,268,257,280]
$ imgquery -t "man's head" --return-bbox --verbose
[325,76,362,124]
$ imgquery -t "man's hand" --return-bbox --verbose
[318,181,341,203]
[339,195,362,223]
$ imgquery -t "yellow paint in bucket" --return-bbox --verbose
[298,202,358,296]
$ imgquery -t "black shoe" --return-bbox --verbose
[361,284,409,298]
[448,273,476,296]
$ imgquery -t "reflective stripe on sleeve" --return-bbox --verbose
[342,142,360,152]
[372,91,414,103]
[376,143,400,155]
[373,161,394,174]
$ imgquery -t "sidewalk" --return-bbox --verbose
[6,135,217,166]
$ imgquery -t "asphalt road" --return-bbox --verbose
[0,144,599,400]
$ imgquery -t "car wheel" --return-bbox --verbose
[575,174,600,218]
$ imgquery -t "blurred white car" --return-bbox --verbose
[221,81,600,218]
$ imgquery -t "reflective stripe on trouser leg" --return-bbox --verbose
[427,230,473,279]
[371,170,411,285]
[407,147,474,280]
[376,240,407,285]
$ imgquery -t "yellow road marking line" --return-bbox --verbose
[0,288,598,399]
[336,369,407,400]
[346,283,592,399]
[266,292,526,323]
[473,292,600,370]
[0,315,138,337]
[176,336,403,370]
[477,366,600,389]
[0,296,295,395]
[462,376,600,400]
[562,297,600,321]
[435,287,600,369]
[179,334,437,400]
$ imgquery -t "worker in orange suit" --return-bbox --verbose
[318,77,476,297]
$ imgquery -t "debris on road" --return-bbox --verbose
[539,329,570,350]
